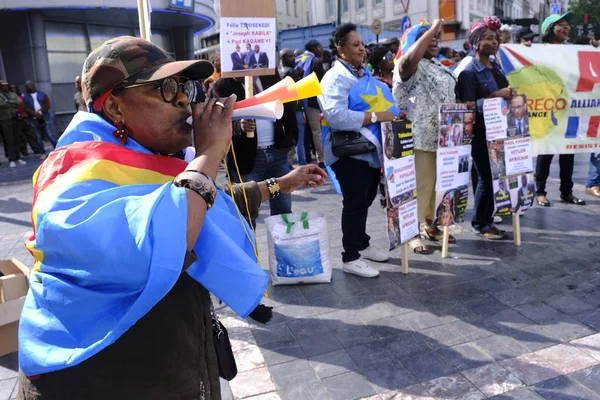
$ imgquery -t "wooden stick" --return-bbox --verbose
[401,242,409,275]
[513,213,521,247]
[441,225,449,258]
[243,76,255,138]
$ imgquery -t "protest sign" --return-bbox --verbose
[220,1,276,78]
[434,104,474,228]
[484,96,535,229]
[499,44,600,155]
[382,121,419,251]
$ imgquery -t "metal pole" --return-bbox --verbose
[337,0,342,25]
[376,33,379,43]
[137,0,151,41]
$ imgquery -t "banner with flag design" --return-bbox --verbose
[499,44,600,155]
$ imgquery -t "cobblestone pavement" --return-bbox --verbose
[1,154,600,400]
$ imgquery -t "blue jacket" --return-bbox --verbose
[456,58,509,144]
[23,90,50,118]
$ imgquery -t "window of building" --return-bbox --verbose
[88,25,133,50]
[375,0,383,5]
[326,0,335,16]
[286,0,290,16]
[45,22,172,114]
[357,0,365,9]
[343,0,349,13]
[294,0,298,17]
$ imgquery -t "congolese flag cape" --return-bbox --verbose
[19,111,268,376]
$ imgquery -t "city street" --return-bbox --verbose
[1,153,600,400]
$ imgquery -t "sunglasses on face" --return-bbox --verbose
[122,76,198,103]
[383,53,395,60]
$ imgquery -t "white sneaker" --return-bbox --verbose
[342,258,380,278]
[360,245,389,262]
[17,159,27,165]
[39,154,47,160]
[9,161,16,168]
[494,215,503,223]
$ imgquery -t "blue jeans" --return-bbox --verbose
[295,111,307,165]
[239,147,292,216]
[587,153,600,188]
[30,113,57,150]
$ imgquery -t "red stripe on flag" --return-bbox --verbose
[502,47,533,67]
[588,116,600,138]
[34,142,187,198]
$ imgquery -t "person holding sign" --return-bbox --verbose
[319,23,401,278]
[393,19,458,253]
[534,12,590,207]
[456,16,510,240]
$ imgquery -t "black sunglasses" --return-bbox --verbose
[123,77,202,103]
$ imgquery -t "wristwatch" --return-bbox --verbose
[371,112,377,124]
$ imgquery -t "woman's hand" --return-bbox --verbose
[278,165,328,193]
[431,19,445,35]
[491,86,514,100]
[376,111,398,123]
[241,119,256,134]
[192,95,236,161]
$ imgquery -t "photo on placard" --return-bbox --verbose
[386,207,401,251]
[438,104,474,147]
[509,173,535,214]
[488,140,506,179]
[506,94,530,137]
[382,120,414,161]
[432,185,468,227]
[457,154,470,174]
[493,177,512,216]
[463,110,474,144]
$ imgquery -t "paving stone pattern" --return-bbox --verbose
[1,155,600,399]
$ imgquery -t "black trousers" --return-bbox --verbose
[17,119,43,155]
[0,120,20,162]
[331,156,380,262]
[471,141,495,230]
[535,154,574,197]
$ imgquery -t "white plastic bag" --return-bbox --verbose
[265,212,332,285]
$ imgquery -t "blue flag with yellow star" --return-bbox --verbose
[348,69,400,154]
[295,51,315,78]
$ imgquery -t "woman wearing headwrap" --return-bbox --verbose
[456,16,512,240]
[393,19,457,254]
[534,12,592,206]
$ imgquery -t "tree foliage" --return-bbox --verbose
[569,0,600,26]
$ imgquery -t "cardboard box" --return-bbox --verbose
[0,259,30,357]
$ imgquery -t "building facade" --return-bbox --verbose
[277,0,309,29]
[0,0,215,132]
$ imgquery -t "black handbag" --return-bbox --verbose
[331,130,376,157]
[211,301,238,381]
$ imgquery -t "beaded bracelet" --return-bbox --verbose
[266,178,281,199]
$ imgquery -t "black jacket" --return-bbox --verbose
[211,75,298,174]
